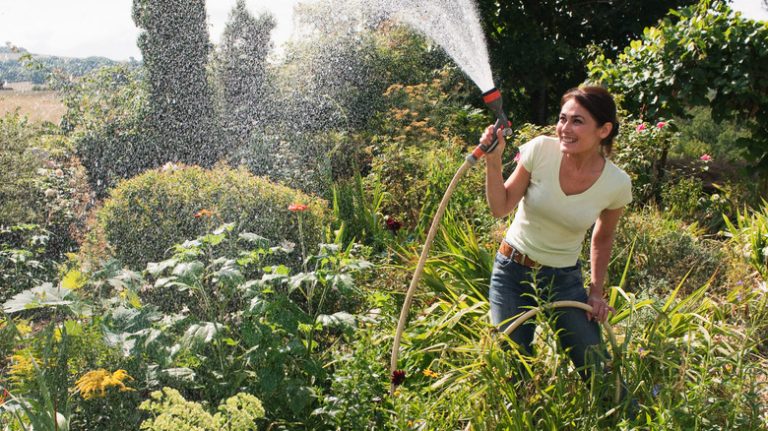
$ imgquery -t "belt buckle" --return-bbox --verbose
[512,246,537,268]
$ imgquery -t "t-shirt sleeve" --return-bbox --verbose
[518,136,542,172]
[607,173,633,210]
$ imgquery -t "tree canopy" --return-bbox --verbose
[133,0,221,167]
[588,0,768,173]
[476,0,699,124]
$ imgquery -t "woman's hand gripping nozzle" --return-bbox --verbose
[467,87,514,164]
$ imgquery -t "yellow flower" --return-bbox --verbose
[9,353,36,385]
[15,321,33,337]
[75,369,134,400]
[422,369,439,379]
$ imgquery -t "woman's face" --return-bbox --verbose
[556,99,612,156]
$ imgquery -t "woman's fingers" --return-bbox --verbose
[587,297,615,323]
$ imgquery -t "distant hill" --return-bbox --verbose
[0,45,140,85]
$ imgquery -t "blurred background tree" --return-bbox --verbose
[132,0,222,167]
[476,0,699,125]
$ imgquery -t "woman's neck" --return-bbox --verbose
[563,150,604,172]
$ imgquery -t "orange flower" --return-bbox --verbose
[288,203,308,212]
[194,209,214,219]
[423,369,439,378]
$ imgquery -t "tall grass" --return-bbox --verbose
[387,214,768,430]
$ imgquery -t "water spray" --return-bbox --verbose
[389,86,514,394]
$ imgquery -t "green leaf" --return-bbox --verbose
[316,312,356,330]
[172,261,204,281]
[181,322,225,348]
[239,232,269,247]
[147,258,178,276]
[3,283,73,313]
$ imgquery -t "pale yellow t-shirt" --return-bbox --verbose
[504,136,632,268]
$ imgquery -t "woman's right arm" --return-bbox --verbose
[483,126,531,218]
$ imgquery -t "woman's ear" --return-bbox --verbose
[599,122,613,139]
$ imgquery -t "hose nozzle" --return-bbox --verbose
[468,87,514,163]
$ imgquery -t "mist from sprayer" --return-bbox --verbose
[340,0,496,93]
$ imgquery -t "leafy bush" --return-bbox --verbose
[60,65,153,197]
[0,113,95,258]
[0,225,59,304]
[724,203,768,281]
[0,113,40,225]
[610,209,725,294]
[588,0,768,175]
[612,119,678,206]
[93,164,329,269]
[139,387,264,431]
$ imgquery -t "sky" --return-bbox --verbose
[0,0,766,61]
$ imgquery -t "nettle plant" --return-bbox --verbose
[102,223,373,425]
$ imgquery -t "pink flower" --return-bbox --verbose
[513,152,521,162]
[288,203,308,212]
[700,154,712,162]
[636,123,646,132]
[656,121,666,129]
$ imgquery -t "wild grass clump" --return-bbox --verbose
[610,209,726,295]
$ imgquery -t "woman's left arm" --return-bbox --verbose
[586,207,624,322]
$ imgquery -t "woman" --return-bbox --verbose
[482,85,632,378]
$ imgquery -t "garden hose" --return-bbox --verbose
[389,157,474,395]
[390,87,513,395]
[501,300,622,404]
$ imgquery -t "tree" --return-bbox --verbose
[588,0,768,175]
[132,0,221,167]
[475,0,699,124]
[215,1,276,149]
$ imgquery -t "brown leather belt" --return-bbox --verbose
[498,241,541,268]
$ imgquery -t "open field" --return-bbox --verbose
[0,81,65,123]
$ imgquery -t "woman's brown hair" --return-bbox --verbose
[561,86,619,156]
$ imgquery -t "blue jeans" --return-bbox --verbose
[489,250,604,379]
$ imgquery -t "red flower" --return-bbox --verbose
[391,369,406,386]
[288,203,308,212]
[636,123,646,132]
[384,215,402,234]
[0,388,9,405]
[194,209,214,219]
[656,121,666,129]
[700,154,712,162]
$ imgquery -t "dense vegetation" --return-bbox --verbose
[1,0,767,430]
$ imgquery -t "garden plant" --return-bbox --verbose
[2,0,768,430]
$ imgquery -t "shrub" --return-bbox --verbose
[0,113,95,257]
[61,65,153,197]
[0,113,39,225]
[610,209,725,294]
[94,164,329,269]
[612,119,678,206]
[139,387,264,431]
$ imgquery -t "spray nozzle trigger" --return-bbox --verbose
[467,87,514,163]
